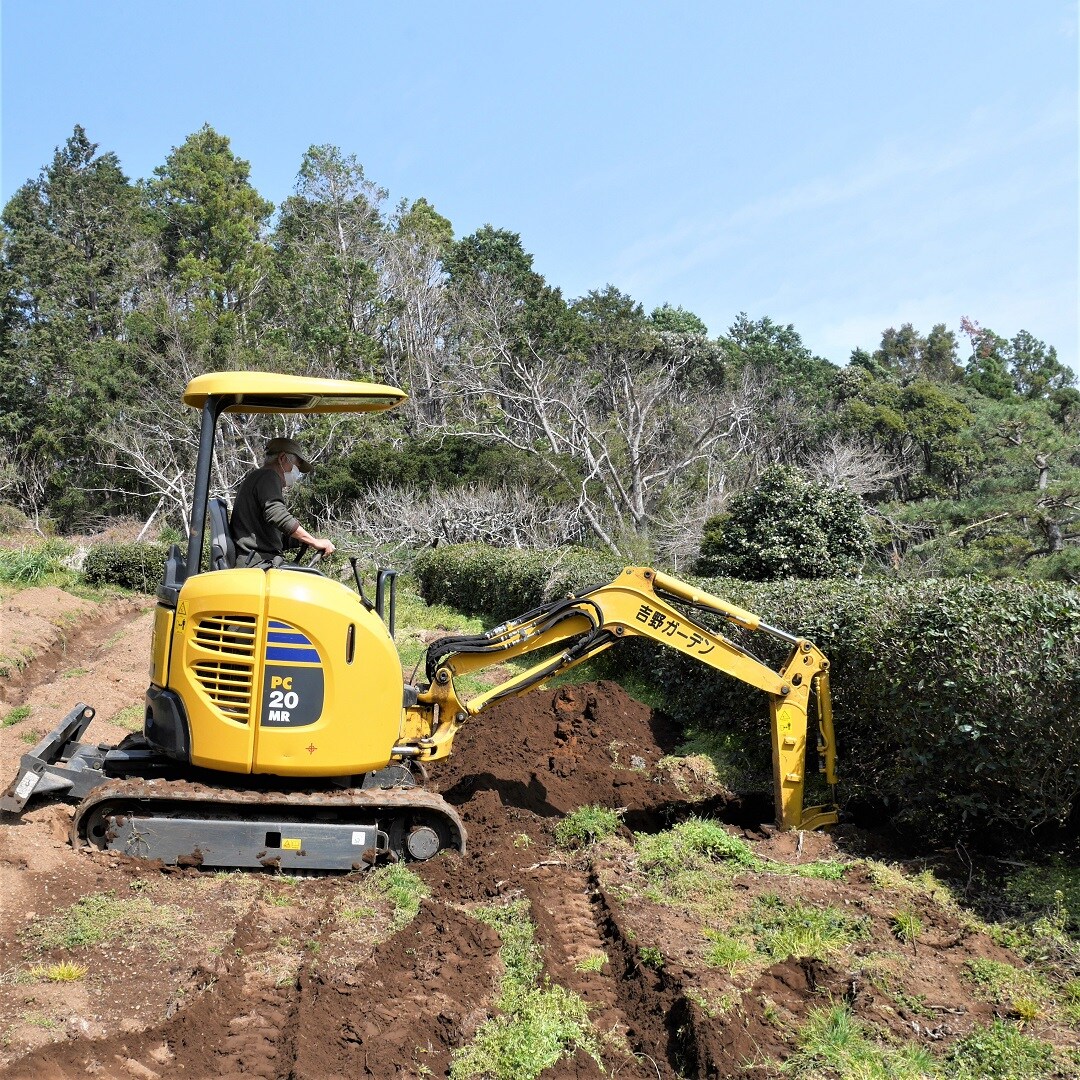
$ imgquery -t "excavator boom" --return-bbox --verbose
[409,567,837,831]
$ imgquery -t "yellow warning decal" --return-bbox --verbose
[281,838,302,850]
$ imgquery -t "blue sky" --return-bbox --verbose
[2,1,1077,371]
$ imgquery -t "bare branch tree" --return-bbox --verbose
[445,277,755,557]
[802,433,903,496]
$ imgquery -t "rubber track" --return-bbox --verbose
[70,777,468,858]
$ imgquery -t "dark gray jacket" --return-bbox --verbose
[230,467,299,568]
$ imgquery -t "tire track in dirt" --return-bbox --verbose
[1,594,149,709]
[0,889,329,1080]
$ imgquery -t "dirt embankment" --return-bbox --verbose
[0,587,1073,1078]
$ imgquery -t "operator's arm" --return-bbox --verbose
[255,472,335,557]
[288,522,335,557]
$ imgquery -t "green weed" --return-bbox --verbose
[29,961,88,982]
[553,805,621,849]
[703,931,754,973]
[2,705,31,726]
[369,864,430,930]
[638,945,663,970]
[1006,860,1080,935]
[0,540,74,585]
[573,951,607,974]
[948,1019,1058,1079]
[452,900,600,1080]
[749,894,869,963]
[890,910,923,945]
[636,817,760,876]
[24,891,187,950]
[22,1012,59,1030]
[792,860,847,881]
[964,957,1052,1010]
[783,1004,936,1078]
[111,704,144,732]
[686,987,739,1018]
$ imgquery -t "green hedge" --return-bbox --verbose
[414,544,624,621]
[83,542,169,593]
[415,545,1080,839]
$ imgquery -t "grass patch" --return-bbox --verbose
[1004,858,1080,936]
[2,705,31,726]
[451,899,600,1080]
[61,666,89,678]
[948,1019,1059,1079]
[111,704,144,732]
[792,860,847,881]
[19,727,44,744]
[21,1011,59,1030]
[0,540,74,586]
[24,891,189,951]
[29,961,88,982]
[964,957,1052,1011]
[369,864,430,930]
[749,893,869,963]
[704,931,754,973]
[633,818,760,914]
[784,1004,936,1078]
[554,805,621,849]
[637,817,761,876]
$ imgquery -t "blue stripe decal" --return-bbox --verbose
[269,621,291,629]
[266,646,320,663]
[267,631,312,645]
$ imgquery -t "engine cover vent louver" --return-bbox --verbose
[194,614,257,657]
[192,615,258,723]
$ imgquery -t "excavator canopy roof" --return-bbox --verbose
[183,372,407,414]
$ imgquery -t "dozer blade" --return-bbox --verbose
[0,704,104,813]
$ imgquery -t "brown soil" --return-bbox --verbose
[0,588,1074,1078]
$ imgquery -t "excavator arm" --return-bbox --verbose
[400,567,837,830]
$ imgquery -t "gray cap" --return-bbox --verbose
[265,437,312,473]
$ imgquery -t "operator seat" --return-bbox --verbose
[208,498,236,571]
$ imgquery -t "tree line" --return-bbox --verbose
[1,124,1076,579]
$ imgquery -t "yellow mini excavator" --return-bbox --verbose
[1,372,838,870]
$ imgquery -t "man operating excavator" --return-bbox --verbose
[230,437,336,568]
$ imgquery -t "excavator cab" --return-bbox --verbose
[146,372,409,780]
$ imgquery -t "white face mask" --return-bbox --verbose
[283,464,303,489]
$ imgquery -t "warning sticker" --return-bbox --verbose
[281,838,302,850]
[15,771,41,801]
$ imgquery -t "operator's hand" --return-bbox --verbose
[311,537,336,558]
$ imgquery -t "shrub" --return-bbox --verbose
[0,503,31,532]
[696,465,871,580]
[83,542,168,593]
[415,544,1080,841]
[627,574,1080,840]
[414,544,622,621]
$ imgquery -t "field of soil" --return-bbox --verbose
[0,585,1076,1078]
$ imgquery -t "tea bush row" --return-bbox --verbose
[415,545,1080,840]
[83,542,169,594]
